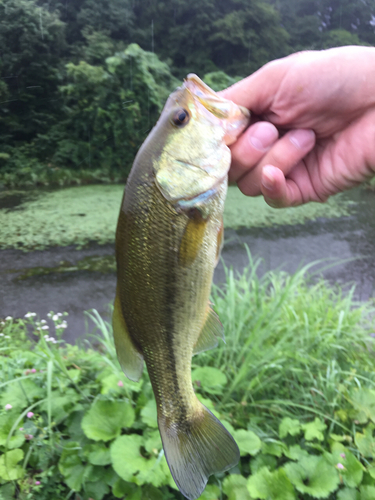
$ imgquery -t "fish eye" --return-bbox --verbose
[171,108,190,127]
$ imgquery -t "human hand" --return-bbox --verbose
[222,46,375,207]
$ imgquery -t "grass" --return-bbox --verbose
[0,185,353,250]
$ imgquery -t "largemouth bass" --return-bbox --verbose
[113,74,249,500]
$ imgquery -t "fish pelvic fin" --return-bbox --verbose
[193,305,224,356]
[112,290,144,382]
[159,403,239,500]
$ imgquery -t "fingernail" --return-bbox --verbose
[249,122,278,151]
[289,129,315,149]
[262,166,275,190]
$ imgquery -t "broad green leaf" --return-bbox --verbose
[144,430,162,454]
[112,477,134,498]
[368,466,375,479]
[0,483,15,499]
[81,400,135,441]
[135,455,170,487]
[87,443,111,465]
[247,466,296,500]
[279,418,302,438]
[301,418,326,441]
[251,454,277,474]
[197,484,221,499]
[284,455,340,498]
[100,373,143,394]
[0,449,24,481]
[360,485,375,500]
[141,400,158,428]
[191,367,227,394]
[337,488,360,500]
[223,474,252,500]
[261,441,287,457]
[0,379,44,410]
[233,429,261,456]
[284,445,310,461]
[84,480,109,500]
[58,442,87,491]
[355,425,375,458]
[329,443,364,488]
[0,414,25,450]
[349,389,375,424]
[110,434,146,481]
[40,388,79,423]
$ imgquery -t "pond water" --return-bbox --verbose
[1,187,374,343]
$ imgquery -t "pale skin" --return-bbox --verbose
[221,46,375,207]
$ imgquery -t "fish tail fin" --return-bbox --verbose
[158,403,239,500]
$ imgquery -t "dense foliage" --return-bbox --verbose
[0,0,374,186]
[0,260,375,499]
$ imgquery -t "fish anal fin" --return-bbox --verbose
[193,305,224,356]
[112,291,144,382]
[178,210,207,267]
[159,403,239,500]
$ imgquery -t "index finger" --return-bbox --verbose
[220,58,290,115]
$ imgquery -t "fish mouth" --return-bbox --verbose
[184,73,250,121]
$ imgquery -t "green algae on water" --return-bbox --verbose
[0,185,353,251]
[223,187,351,229]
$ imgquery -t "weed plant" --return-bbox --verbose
[0,257,374,500]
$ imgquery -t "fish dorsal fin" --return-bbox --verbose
[112,291,144,382]
[193,305,225,356]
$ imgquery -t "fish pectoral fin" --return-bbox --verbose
[215,216,224,267]
[178,212,207,267]
[112,292,144,382]
[159,403,239,500]
[193,305,224,356]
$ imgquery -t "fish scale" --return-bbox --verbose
[113,74,250,499]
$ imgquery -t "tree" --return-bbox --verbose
[0,0,66,143]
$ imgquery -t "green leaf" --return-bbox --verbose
[251,454,277,474]
[135,455,170,487]
[284,455,340,498]
[84,480,109,500]
[110,434,146,481]
[197,484,221,499]
[337,488,360,500]
[191,367,227,394]
[301,418,326,441]
[0,483,15,499]
[112,477,135,498]
[58,442,87,491]
[81,400,135,441]
[355,425,375,458]
[329,443,364,488]
[279,418,302,438]
[100,372,143,394]
[0,449,24,481]
[233,429,261,456]
[87,443,111,465]
[349,389,375,424]
[368,466,375,479]
[360,485,375,500]
[223,474,252,500]
[247,466,296,500]
[0,414,25,450]
[144,430,162,454]
[40,388,79,423]
[261,441,287,457]
[284,445,310,461]
[141,400,158,428]
[0,379,44,410]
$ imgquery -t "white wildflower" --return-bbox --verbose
[5,336,10,339]
[40,319,47,324]
[41,325,49,330]
[25,312,36,318]
[52,314,59,321]
[5,316,12,321]
[0,333,4,337]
